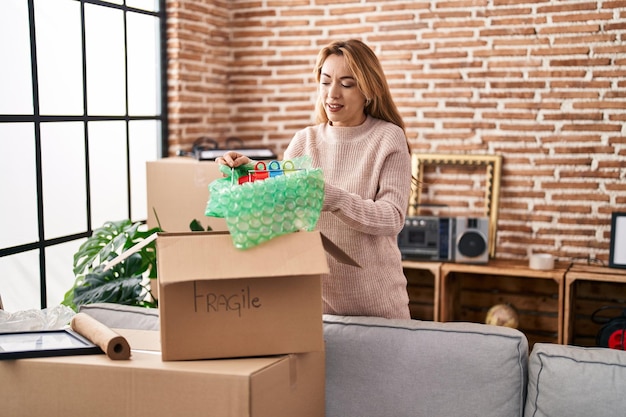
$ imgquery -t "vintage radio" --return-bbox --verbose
[398,216,454,262]
[399,216,489,264]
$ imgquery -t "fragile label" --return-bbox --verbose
[193,282,262,318]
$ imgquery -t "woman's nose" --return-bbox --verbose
[328,82,341,98]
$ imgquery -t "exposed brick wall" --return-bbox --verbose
[166,0,231,149]
[166,0,626,264]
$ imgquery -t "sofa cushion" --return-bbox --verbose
[79,303,159,330]
[323,315,528,417]
[525,343,626,417]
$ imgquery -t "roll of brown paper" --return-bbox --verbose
[70,312,131,360]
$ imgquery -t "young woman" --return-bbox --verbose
[218,39,413,319]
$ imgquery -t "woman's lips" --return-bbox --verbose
[327,103,343,112]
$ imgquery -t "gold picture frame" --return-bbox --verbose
[408,153,502,258]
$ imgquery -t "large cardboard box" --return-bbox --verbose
[146,157,227,232]
[0,345,325,417]
[156,230,329,361]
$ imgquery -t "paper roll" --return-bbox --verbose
[71,312,131,360]
[529,253,555,270]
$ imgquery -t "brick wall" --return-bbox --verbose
[166,1,231,145]
[166,0,626,263]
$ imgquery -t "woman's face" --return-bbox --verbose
[319,54,367,127]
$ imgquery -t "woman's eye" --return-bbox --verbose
[320,82,354,88]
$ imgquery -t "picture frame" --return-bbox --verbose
[0,329,102,360]
[408,153,502,258]
[609,212,626,269]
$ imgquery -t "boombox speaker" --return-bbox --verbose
[454,217,489,264]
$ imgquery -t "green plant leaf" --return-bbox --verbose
[73,220,132,276]
[190,218,212,232]
[189,219,204,231]
[64,219,160,311]
[72,253,155,308]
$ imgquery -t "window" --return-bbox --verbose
[0,0,167,312]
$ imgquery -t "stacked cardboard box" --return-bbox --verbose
[145,160,334,415]
[0,159,334,416]
[147,158,332,360]
[0,231,329,416]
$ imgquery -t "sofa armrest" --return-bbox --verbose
[525,343,626,417]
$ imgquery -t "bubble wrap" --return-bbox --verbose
[205,158,324,249]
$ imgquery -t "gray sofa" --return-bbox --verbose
[80,303,626,417]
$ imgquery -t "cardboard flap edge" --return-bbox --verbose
[320,233,361,268]
[103,233,158,272]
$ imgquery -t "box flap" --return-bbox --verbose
[103,233,158,271]
[320,233,360,268]
[157,231,329,283]
[146,158,228,232]
[104,229,359,276]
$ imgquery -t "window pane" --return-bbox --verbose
[35,0,84,116]
[88,121,129,226]
[0,251,40,312]
[127,12,160,116]
[127,0,159,13]
[0,0,33,115]
[129,120,159,222]
[41,122,87,239]
[0,123,39,248]
[85,4,126,116]
[46,240,83,308]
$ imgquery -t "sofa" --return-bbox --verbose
[80,303,626,417]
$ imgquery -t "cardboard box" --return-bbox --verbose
[0,347,325,417]
[156,230,329,361]
[146,157,227,233]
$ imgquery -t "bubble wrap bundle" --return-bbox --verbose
[205,157,324,249]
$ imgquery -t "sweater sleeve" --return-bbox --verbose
[322,140,411,236]
[285,120,412,237]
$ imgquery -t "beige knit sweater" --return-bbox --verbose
[284,116,412,319]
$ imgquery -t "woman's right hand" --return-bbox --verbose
[215,151,251,168]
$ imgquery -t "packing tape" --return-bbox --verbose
[71,312,131,360]
[529,253,554,270]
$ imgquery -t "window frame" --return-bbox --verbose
[0,0,168,310]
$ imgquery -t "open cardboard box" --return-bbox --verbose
[0,328,324,417]
[107,230,357,361]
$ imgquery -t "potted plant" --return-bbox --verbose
[63,218,211,311]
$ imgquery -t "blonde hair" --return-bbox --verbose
[313,39,407,139]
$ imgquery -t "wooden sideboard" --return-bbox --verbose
[403,259,626,348]
[563,264,626,346]
[403,260,441,321]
